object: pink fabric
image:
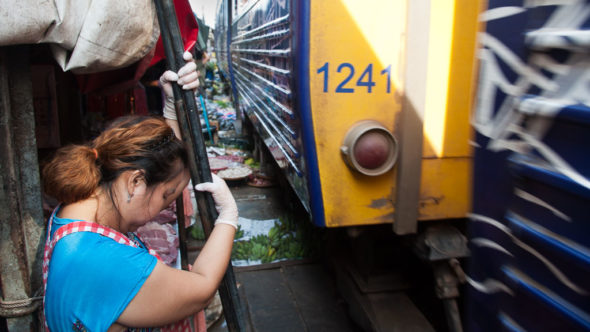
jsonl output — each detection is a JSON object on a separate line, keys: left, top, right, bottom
{"left": 194, "top": 310, "right": 207, "bottom": 332}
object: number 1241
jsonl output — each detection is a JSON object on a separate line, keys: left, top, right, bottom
{"left": 316, "top": 62, "right": 392, "bottom": 94}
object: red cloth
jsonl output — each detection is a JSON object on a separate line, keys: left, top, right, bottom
{"left": 133, "top": 84, "right": 149, "bottom": 115}
{"left": 150, "top": 0, "right": 199, "bottom": 67}
{"left": 75, "top": 47, "right": 156, "bottom": 95}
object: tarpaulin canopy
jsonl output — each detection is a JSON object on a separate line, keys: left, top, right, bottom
{"left": 0, "top": 0, "right": 160, "bottom": 74}
{"left": 0, "top": 0, "right": 198, "bottom": 75}
{"left": 0, "top": 0, "right": 199, "bottom": 93}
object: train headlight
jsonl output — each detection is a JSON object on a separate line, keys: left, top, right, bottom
{"left": 340, "top": 120, "right": 398, "bottom": 176}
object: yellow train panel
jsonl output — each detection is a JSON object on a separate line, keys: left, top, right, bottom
{"left": 419, "top": 158, "right": 473, "bottom": 220}
{"left": 309, "top": 0, "right": 404, "bottom": 227}
{"left": 309, "top": 0, "right": 481, "bottom": 227}
{"left": 423, "top": 0, "right": 480, "bottom": 158}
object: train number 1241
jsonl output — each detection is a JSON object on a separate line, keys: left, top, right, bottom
{"left": 316, "top": 62, "right": 391, "bottom": 94}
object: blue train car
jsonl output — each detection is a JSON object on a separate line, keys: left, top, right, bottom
{"left": 215, "top": 0, "right": 590, "bottom": 330}
{"left": 215, "top": 0, "right": 314, "bottom": 216}
{"left": 214, "top": 0, "right": 230, "bottom": 80}
{"left": 467, "top": 1, "right": 590, "bottom": 331}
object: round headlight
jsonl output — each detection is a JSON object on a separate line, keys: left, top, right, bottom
{"left": 340, "top": 121, "right": 398, "bottom": 176}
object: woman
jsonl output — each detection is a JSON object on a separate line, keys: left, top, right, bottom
{"left": 41, "top": 53, "right": 237, "bottom": 331}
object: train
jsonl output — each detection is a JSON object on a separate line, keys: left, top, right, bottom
{"left": 214, "top": 0, "right": 590, "bottom": 331}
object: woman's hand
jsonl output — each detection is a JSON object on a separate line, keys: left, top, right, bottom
{"left": 194, "top": 174, "right": 239, "bottom": 229}
{"left": 159, "top": 51, "right": 200, "bottom": 121}
{"left": 159, "top": 51, "right": 199, "bottom": 96}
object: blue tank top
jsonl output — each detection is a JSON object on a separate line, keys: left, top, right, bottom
{"left": 45, "top": 212, "right": 157, "bottom": 331}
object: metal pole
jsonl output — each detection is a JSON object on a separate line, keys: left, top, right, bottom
{"left": 152, "top": 1, "right": 245, "bottom": 330}
{"left": 394, "top": 0, "right": 430, "bottom": 235}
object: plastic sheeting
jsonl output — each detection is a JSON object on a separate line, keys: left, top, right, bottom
{"left": 0, "top": 0, "right": 159, "bottom": 74}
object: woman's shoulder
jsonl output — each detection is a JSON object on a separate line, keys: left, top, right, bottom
{"left": 55, "top": 200, "right": 97, "bottom": 220}
{"left": 52, "top": 231, "right": 155, "bottom": 265}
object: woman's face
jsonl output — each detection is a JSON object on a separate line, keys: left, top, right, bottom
{"left": 121, "top": 164, "right": 191, "bottom": 232}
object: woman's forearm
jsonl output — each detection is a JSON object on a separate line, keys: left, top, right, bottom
{"left": 191, "top": 223, "right": 236, "bottom": 283}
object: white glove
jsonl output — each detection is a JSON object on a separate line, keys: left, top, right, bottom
{"left": 159, "top": 51, "right": 200, "bottom": 120}
{"left": 194, "top": 173, "right": 239, "bottom": 229}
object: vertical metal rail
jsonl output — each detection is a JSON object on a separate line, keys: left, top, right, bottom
{"left": 0, "top": 46, "right": 45, "bottom": 330}
{"left": 394, "top": 0, "right": 431, "bottom": 235}
{"left": 153, "top": 1, "right": 245, "bottom": 331}
{"left": 225, "top": 2, "right": 243, "bottom": 135}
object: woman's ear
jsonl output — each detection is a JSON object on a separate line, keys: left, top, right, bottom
{"left": 127, "top": 170, "right": 146, "bottom": 197}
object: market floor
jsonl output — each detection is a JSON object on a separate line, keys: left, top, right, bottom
{"left": 188, "top": 182, "right": 361, "bottom": 332}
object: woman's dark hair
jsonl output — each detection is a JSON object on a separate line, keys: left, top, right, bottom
{"left": 42, "top": 116, "right": 188, "bottom": 204}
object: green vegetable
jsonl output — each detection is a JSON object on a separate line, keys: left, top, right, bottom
{"left": 235, "top": 225, "right": 244, "bottom": 239}
{"left": 230, "top": 214, "right": 325, "bottom": 263}
{"left": 190, "top": 224, "right": 205, "bottom": 240}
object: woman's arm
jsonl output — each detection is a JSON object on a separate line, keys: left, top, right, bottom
{"left": 116, "top": 224, "right": 236, "bottom": 326}
{"left": 118, "top": 174, "right": 238, "bottom": 327}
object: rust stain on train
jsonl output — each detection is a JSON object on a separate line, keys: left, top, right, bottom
{"left": 369, "top": 197, "right": 392, "bottom": 209}
{"left": 419, "top": 195, "right": 445, "bottom": 208}
{"left": 369, "top": 190, "right": 396, "bottom": 223}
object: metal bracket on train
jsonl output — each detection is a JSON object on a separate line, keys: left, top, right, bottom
{"left": 414, "top": 225, "right": 468, "bottom": 332}
{"left": 433, "top": 259, "right": 466, "bottom": 299}
{"left": 413, "top": 225, "right": 469, "bottom": 261}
